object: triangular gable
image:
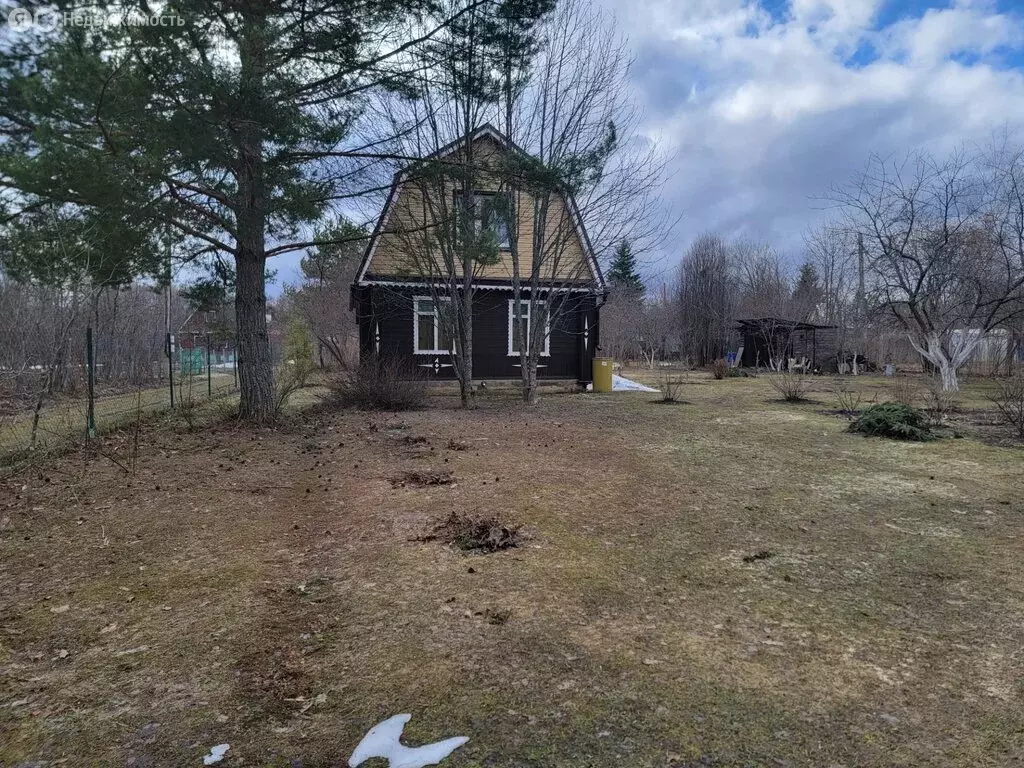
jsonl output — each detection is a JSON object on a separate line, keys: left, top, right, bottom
{"left": 355, "top": 124, "right": 605, "bottom": 291}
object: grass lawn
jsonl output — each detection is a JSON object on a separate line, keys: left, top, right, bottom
{"left": 1, "top": 373, "right": 1022, "bottom": 767}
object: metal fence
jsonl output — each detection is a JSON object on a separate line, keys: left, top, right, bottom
{"left": 0, "top": 329, "right": 238, "bottom": 463}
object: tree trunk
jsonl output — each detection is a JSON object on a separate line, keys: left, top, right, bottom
{"left": 523, "top": 346, "right": 539, "bottom": 405}
{"left": 235, "top": 252, "right": 275, "bottom": 422}
{"left": 234, "top": 8, "right": 275, "bottom": 423}
{"left": 910, "top": 330, "right": 983, "bottom": 393}
{"left": 458, "top": 296, "right": 474, "bottom": 408}
{"left": 938, "top": 359, "right": 959, "bottom": 391}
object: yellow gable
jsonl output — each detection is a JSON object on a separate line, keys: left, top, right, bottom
{"left": 358, "top": 129, "right": 602, "bottom": 288}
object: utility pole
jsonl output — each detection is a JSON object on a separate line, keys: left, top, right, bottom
{"left": 852, "top": 233, "right": 866, "bottom": 376}
{"left": 856, "top": 232, "right": 866, "bottom": 315}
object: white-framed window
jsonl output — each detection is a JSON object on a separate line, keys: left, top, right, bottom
{"left": 507, "top": 299, "right": 550, "bottom": 357}
{"left": 413, "top": 296, "right": 453, "bottom": 354}
{"left": 454, "top": 190, "right": 510, "bottom": 249}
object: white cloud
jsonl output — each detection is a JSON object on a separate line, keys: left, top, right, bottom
{"left": 876, "top": 3, "right": 1024, "bottom": 63}
{"left": 598, "top": 0, "right": 1024, "bottom": 280}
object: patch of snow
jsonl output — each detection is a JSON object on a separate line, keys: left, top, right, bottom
{"left": 348, "top": 714, "right": 468, "bottom": 768}
{"left": 203, "top": 744, "right": 230, "bottom": 765}
{"left": 611, "top": 375, "right": 659, "bottom": 393}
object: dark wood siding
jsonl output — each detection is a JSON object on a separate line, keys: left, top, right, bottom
{"left": 738, "top": 321, "right": 840, "bottom": 370}
{"left": 355, "top": 286, "right": 599, "bottom": 381}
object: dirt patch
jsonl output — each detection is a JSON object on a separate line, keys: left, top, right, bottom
{"left": 817, "top": 408, "right": 859, "bottom": 420}
{"left": 391, "top": 469, "right": 454, "bottom": 487}
{"left": 944, "top": 407, "right": 1024, "bottom": 448}
{"left": 767, "top": 396, "right": 820, "bottom": 405}
{"left": 415, "top": 511, "right": 522, "bottom": 553}
{"left": 482, "top": 607, "right": 512, "bottom": 625}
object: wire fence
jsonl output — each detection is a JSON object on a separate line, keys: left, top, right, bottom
{"left": 0, "top": 329, "right": 238, "bottom": 463}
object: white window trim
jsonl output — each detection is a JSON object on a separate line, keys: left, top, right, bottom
{"left": 413, "top": 295, "right": 453, "bottom": 355}
{"left": 454, "top": 190, "right": 511, "bottom": 250}
{"left": 507, "top": 299, "right": 550, "bottom": 357}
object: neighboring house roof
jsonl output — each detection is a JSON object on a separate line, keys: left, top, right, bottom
{"left": 736, "top": 318, "right": 837, "bottom": 331}
{"left": 178, "top": 310, "right": 210, "bottom": 335}
{"left": 355, "top": 123, "right": 605, "bottom": 292}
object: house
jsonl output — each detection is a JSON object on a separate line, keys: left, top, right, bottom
{"left": 350, "top": 125, "right": 606, "bottom": 382}
{"left": 736, "top": 318, "right": 839, "bottom": 371}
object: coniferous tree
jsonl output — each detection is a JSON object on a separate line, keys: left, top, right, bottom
{"left": 607, "top": 239, "right": 644, "bottom": 293}
{"left": 791, "top": 262, "right": 822, "bottom": 322}
{"left": 0, "top": 0, "right": 499, "bottom": 422}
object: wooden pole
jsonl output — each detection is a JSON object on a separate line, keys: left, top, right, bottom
{"left": 206, "top": 333, "right": 212, "bottom": 398}
{"left": 167, "top": 332, "right": 175, "bottom": 409}
{"left": 86, "top": 327, "right": 96, "bottom": 439}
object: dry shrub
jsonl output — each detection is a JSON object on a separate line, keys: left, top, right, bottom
{"left": 331, "top": 354, "right": 427, "bottom": 411}
{"left": 273, "top": 368, "right": 307, "bottom": 419}
{"left": 768, "top": 371, "right": 812, "bottom": 402}
{"left": 833, "top": 379, "right": 863, "bottom": 417}
{"left": 658, "top": 376, "right": 685, "bottom": 403}
{"left": 418, "top": 511, "right": 522, "bottom": 553}
{"left": 990, "top": 373, "right": 1024, "bottom": 439}
{"left": 891, "top": 377, "right": 919, "bottom": 408}
{"left": 922, "top": 382, "right": 959, "bottom": 423}
{"left": 712, "top": 359, "right": 727, "bottom": 380}
{"left": 175, "top": 378, "right": 201, "bottom": 430}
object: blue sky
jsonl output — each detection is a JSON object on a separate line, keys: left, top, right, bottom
{"left": 269, "top": 0, "right": 1024, "bottom": 292}
{"left": 598, "top": 0, "right": 1024, "bottom": 286}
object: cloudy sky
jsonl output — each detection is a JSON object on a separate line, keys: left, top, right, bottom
{"left": 603, "top": 0, "right": 1024, "bottom": 286}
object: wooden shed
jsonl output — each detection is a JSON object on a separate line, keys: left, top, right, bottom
{"left": 736, "top": 318, "right": 839, "bottom": 371}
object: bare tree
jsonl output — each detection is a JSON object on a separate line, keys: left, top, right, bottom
{"left": 731, "top": 240, "right": 795, "bottom": 370}
{"left": 601, "top": 285, "right": 644, "bottom": 363}
{"left": 829, "top": 147, "right": 1024, "bottom": 390}
{"left": 289, "top": 225, "right": 362, "bottom": 370}
{"left": 803, "top": 222, "right": 872, "bottom": 372}
{"left": 637, "top": 297, "right": 675, "bottom": 369}
{"left": 677, "top": 233, "right": 733, "bottom": 366}
{"left": 803, "top": 223, "right": 855, "bottom": 327}
{"left": 375, "top": 0, "right": 556, "bottom": 407}
{"left": 497, "top": 0, "right": 670, "bottom": 403}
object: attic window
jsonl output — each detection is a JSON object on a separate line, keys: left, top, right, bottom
{"left": 455, "top": 190, "right": 509, "bottom": 249}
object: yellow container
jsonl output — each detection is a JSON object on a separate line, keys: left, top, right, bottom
{"left": 592, "top": 357, "right": 613, "bottom": 393}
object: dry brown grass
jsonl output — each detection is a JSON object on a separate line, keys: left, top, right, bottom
{"left": 1, "top": 376, "right": 1023, "bottom": 767}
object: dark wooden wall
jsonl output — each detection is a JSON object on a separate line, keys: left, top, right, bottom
{"left": 740, "top": 326, "right": 840, "bottom": 369}
{"left": 353, "top": 285, "right": 600, "bottom": 381}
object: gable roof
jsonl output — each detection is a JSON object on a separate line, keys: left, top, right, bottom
{"left": 354, "top": 124, "right": 605, "bottom": 292}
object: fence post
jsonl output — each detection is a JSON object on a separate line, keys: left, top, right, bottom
{"left": 166, "top": 332, "right": 175, "bottom": 409}
{"left": 86, "top": 326, "right": 96, "bottom": 439}
{"left": 206, "top": 333, "right": 212, "bottom": 398}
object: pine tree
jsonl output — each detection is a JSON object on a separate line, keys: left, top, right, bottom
{"left": 0, "top": 0, "right": 512, "bottom": 423}
{"left": 792, "top": 262, "right": 822, "bottom": 321}
{"left": 607, "top": 240, "right": 644, "bottom": 293}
